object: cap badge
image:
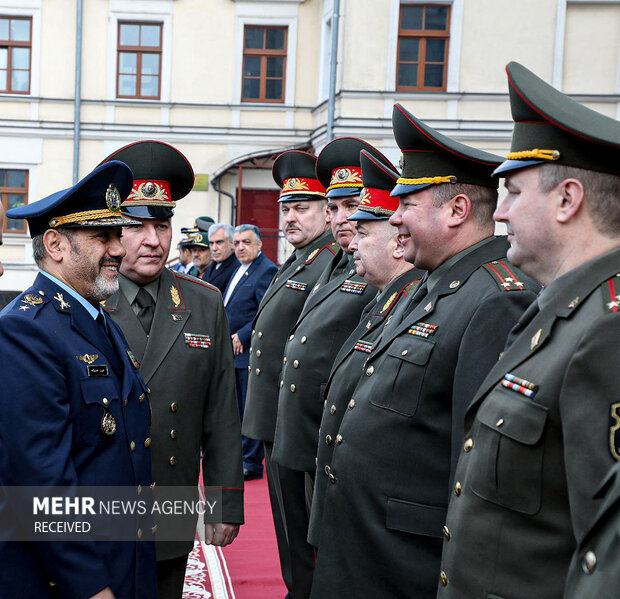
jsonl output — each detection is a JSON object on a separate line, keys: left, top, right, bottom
{"left": 283, "top": 178, "right": 310, "bottom": 192}
{"left": 106, "top": 184, "right": 121, "bottom": 212}
{"left": 127, "top": 181, "right": 170, "bottom": 203}
{"left": 329, "top": 167, "right": 362, "bottom": 187}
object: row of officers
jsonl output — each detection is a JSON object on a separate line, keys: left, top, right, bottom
{"left": 0, "top": 59, "right": 617, "bottom": 599}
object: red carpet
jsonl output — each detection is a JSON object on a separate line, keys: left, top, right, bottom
{"left": 183, "top": 472, "right": 287, "bottom": 599}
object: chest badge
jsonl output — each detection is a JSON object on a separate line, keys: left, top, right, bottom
{"left": 530, "top": 328, "right": 542, "bottom": 350}
{"left": 184, "top": 332, "right": 212, "bottom": 350}
{"left": 340, "top": 280, "right": 367, "bottom": 295}
{"left": 171, "top": 313, "right": 184, "bottom": 321}
{"left": 285, "top": 280, "right": 308, "bottom": 292}
{"left": 77, "top": 353, "right": 99, "bottom": 365}
{"left": 101, "top": 410, "right": 117, "bottom": 436}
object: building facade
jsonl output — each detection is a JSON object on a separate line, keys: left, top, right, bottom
{"left": 0, "top": 0, "right": 618, "bottom": 291}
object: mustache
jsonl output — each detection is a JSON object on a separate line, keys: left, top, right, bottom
{"left": 100, "top": 256, "right": 122, "bottom": 267}
{"left": 285, "top": 225, "right": 301, "bottom": 232}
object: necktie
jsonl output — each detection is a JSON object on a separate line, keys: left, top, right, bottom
{"left": 135, "top": 287, "right": 155, "bottom": 335}
{"left": 504, "top": 297, "right": 541, "bottom": 350}
{"left": 330, "top": 252, "right": 351, "bottom": 281}
{"left": 276, "top": 251, "right": 297, "bottom": 278}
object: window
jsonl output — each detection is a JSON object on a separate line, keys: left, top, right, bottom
{"left": 397, "top": 4, "right": 450, "bottom": 91}
{"left": 117, "top": 21, "right": 162, "bottom": 99}
{"left": 0, "top": 16, "right": 32, "bottom": 94}
{"left": 242, "top": 26, "right": 287, "bottom": 103}
{"left": 1, "top": 169, "right": 28, "bottom": 234}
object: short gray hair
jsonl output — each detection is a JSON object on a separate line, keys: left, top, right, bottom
{"left": 234, "top": 224, "right": 261, "bottom": 241}
{"left": 208, "top": 223, "right": 234, "bottom": 242}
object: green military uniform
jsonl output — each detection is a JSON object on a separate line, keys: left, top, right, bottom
{"left": 565, "top": 461, "right": 620, "bottom": 599}
{"left": 438, "top": 63, "right": 620, "bottom": 599}
{"left": 310, "top": 104, "right": 540, "bottom": 599}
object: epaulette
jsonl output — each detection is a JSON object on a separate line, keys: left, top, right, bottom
{"left": 402, "top": 277, "right": 423, "bottom": 298}
{"left": 11, "top": 291, "right": 48, "bottom": 318}
{"left": 174, "top": 272, "right": 219, "bottom": 293}
{"left": 303, "top": 241, "right": 339, "bottom": 265}
{"left": 483, "top": 260, "right": 527, "bottom": 291}
{"left": 377, "top": 277, "right": 421, "bottom": 316}
{"left": 601, "top": 274, "right": 620, "bottom": 314}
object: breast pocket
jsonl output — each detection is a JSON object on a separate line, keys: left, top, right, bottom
{"left": 470, "top": 388, "right": 548, "bottom": 515}
{"left": 369, "top": 338, "right": 434, "bottom": 417}
{"left": 76, "top": 378, "right": 124, "bottom": 443}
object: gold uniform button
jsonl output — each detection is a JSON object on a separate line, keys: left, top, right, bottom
{"left": 330, "top": 405, "right": 337, "bottom": 415}
{"left": 289, "top": 334, "right": 294, "bottom": 341}
{"left": 454, "top": 481, "right": 462, "bottom": 496}
{"left": 258, "top": 331, "right": 263, "bottom": 338}
{"left": 39, "top": 290, "right": 45, "bottom": 296}
{"left": 301, "top": 336, "right": 307, "bottom": 344}
{"left": 348, "top": 399, "right": 356, "bottom": 410}
{"left": 137, "top": 528, "right": 143, "bottom": 539}
{"left": 280, "top": 380, "right": 284, "bottom": 388}
{"left": 496, "top": 418, "right": 504, "bottom": 427}
{"left": 124, "top": 397, "right": 128, "bottom": 407}
{"left": 335, "top": 434, "right": 343, "bottom": 445}
{"left": 170, "top": 402, "right": 178, "bottom": 412}
{"left": 401, "top": 350, "right": 408, "bottom": 356}
{"left": 325, "top": 435, "right": 332, "bottom": 445}
{"left": 293, "top": 360, "right": 299, "bottom": 368}
{"left": 256, "top": 350, "right": 261, "bottom": 357}
{"left": 49, "top": 581, "right": 56, "bottom": 587}
{"left": 169, "top": 456, "right": 177, "bottom": 466}
{"left": 324, "top": 465, "right": 331, "bottom": 475}
{"left": 102, "top": 398, "right": 109, "bottom": 406}
{"left": 366, "top": 365, "right": 374, "bottom": 376}
{"left": 137, "top": 485, "right": 142, "bottom": 496}
{"left": 144, "top": 437, "right": 151, "bottom": 448}
{"left": 255, "top": 368, "right": 261, "bottom": 376}
{"left": 170, "top": 429, "right": 177, "bottom": 440}
{"left": 443, "top": 525, "right": 450, "bottom": 540}
{"left": 252, "top": 329, "right": 255, "bottom": 336}
{"left": 151, "top": 525, "right": 158, "bottom": 534}
{"left": 582, "top": 551, "right": 597, "bottom": 574}
{"left": 464, "top": 438, "right": 474, "bottom": 452}
{"left": 290, "top": 384, "right": 296, "bottom": 392}
{"left": 130, "top": 441, "right": 136, "bottom": 451}
{"left": 283, "top": 356, "right": 287, "bottom": 364}
{"left": 139, "top": 393, "right": 145, "bottom": 403}
{"left": 440, "top": 571, "right": 448, "bottom": 586}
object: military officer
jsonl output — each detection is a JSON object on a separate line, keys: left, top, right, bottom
{"left": 271, "top": 138, "right": 387, "bottom": 597}
{"left": 0, "top": 162, "right": 156, "bottom": 599}
{"left": 99, "top": 141, "right": 243, "bottom": 599}
{"left": 310, "top": 103, "right": 540, "bottom": 599}
{"left": 438, "top": 62, "right": 620, "bottom": 599}
{"left": 242, "top": 150, "right": 335, "bottom": 597}
{"left": 308, "top": 148, "right": 424, "bottom": 548}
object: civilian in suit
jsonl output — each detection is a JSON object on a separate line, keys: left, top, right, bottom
{"left": 100, "top": 141, "right": 243, "bottom": 599}
{"left": 0, "top": 162, "right": 156, "bottom": 599}
{"left": 223, "top": 224, "right": 278, "bottom": 479}
{"left": 203, "top": 223, "right": 240, "bottom": 293}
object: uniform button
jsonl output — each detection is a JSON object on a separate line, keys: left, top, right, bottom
{"left": 255, "top": 368, "right": 261, "bottom": 376}
{"left": 102, "top": 398, "right": 109, "bottom": 406}
{"left": 328, "top": 473, "right": 336, "bottom": 484}
{"left": 454, "top": 481, "right": 462, "bottom": 496}
{"left": 283, "top": 356, "right": 287, "bottom": 364}
{"left": 324, "top": 465, "right": 331, "bottom": 475}
{"left": 249, "top": 348, "right": 252, "bottom": 354}
{"left": 330, "top": 405, "right": 337, "bottom": 415}
{"left": 124, "top": 397, "right": 128, "bottom": 407}
{"left": 440, "top": 571, "right": 448, "bottom": 586}
{"left": 464, "top": 438, "right": 474, "bottom": 452}
{"left": 335, "top": 434, "right": 343, "bottom": 445}
{"left": 443, "top": 525, "right": 450, "bottom": 540}
{"left": 366, "top": 365, "right": 374, "bottom": 376}
{"left": 49, "top": 581, "right": 55, "bottom": 587}
{"left": 293, "top": 360, "right": 299, "bottom": 368}
{"left": 280, "top": 380, "right": 284, "bottom": 388}
{"left": 289, "top": 334, "right": 294, "bottom": 341}
{"left": 315, "top": 457, "right": 318, "bottom": 467}
{"left": 248, "top": 365, "right": 251, "bottom": 372}
{"left": 39, "top": 290, "right": 45, "bottom": 295}
{"left": 147, "top": 388, "right": 151, "bottom": 394}
{"left": 137, "top": 528, "right": 143, "bottom": 540}
{"left": 258, "top": 331, "right": 263, "bottom": 338}
{"left": 144, "top": 437, "right": 151, "bottom": 448}
{"left": 170, "top": 402, "right": 178, "bottom": 412}
{"left": 290, "top": 384, "right": 296, "bottom": 392}
{"left": 137, "top": 485, "right": 142, "bottom": 496}
{"left": 401, "top": 350, "right": 408, "bottom": 356}
{"left": 325, "top": 435, "right": 332, "bottom": 445}
{"left": 301, "top": 336, "right": 307, "bottom": 344}
{"left": 582, "top": 551, "right": 597, "bottom": 574}
{"left": 151, "top": 525, "right": 158, "bottom": 534}
{"left": 256, "top": 350, "right": 261, "bottom": 357}
{"left": 348, "top": 399, "right": 356, "bottom": 410}
{"left": 139, "top": 393, "right": 145, "bottom": 403}
{"left": 252, "top": 329, "right": 255, "bottom": 336}
{"left": 496, "top": 418, "right": 504, "bottom": 427}
{"left": 130, "top": 441, "right": 136, "bottom": 451}
{"left": 169, "top": 456, "right": 177, "bottom": 466}
{"left": 170, "top": 429, "right": 177, "bottom": 440}
{"left": 150, "top": 482, "right": 156, "bottom": 490}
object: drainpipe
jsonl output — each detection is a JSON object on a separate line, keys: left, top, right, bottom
{"left": 73, "top": 0, "right": 83, "bottom": 184}
{"left": 211, "top": 177, "right": 236, "bottom": 224}
{"left": 326, "top": 0, "right": 340, "bottom": 143}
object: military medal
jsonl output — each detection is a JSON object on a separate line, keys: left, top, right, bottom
{"left": 184, "top": 333, "right": 211, "bottom": 349}
{"left": 126, "top": 349, "right": 140, "bottom": 369}
{"left": 170, "top": 285, "right": 181, "bottom": 308}
{"left": 101, "top": 410, "right": 117, "bottom": 435}
{"left": 408, "top": 322, "right": 438, "bottom": 338}
{"left": 285, "top": 280, "right": 308, "bottom": 292}
{"left": 354, "top": 340, "right": 373, "bottom": 354}
{"left": 501, "top": 373, "right": 538, "bottom": 398}
{"left": 340, "top": 280, "right": 367, "bottom": 295}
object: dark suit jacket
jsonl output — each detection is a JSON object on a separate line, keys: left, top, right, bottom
{"left": 308, "top": 268, "right": 424, "bottom": 547}
{"left": 439, "top": 247, "right": 620, "bottom": 599}
{"left": 104, "top": 268, "right": 244, "bottom": 561}
{"left": 0, "top": 274, "right": 156, "bottom": 599}
{"left": 224, "top": 253, "right": 277, "bottom": 369}
{"left": 311, "top": 237, "right": 540, "bottom": 599}
{"left": 243, "top": 231, "right": 337, "bottom": 443}
{"left": 203, "top": 253, "right": 240, "bottom": 294}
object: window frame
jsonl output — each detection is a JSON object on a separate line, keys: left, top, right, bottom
{"left": 0, "top": 15, "right": 32, "bottom": 95}
{"left": 241, "top": 25, "right": 288, "bottom": 104}
{"left": 1, "top": 168, "right": 29, "bottom": 235}
{"left": 116, "top": 20, "right": 163, "bottom": 100}
{"left": 396, "top": 4, "right": 451, "bottom": 92}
